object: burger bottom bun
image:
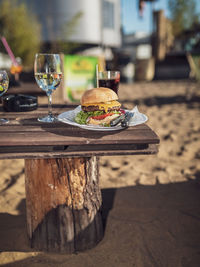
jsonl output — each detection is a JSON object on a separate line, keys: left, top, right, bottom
{"left": 87, "top": 113, "right": 119, "bottom": 125}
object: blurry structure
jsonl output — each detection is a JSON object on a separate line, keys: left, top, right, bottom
{"left": 1, "top": 36, "right": 23, "bottom": 85}
{"left": 138, "top": 0, "right": 146, "bottom": 17}
{"left": 119, "top": 31, "right": 154, "bottom": 82}
{"left": 22, "top": 0, "right": 121, "bottom": 49}
{"left": 176, "top": 25, "right": 200, "bottom": 53}
{"left": 117, "top": 0, "right": 158, "bottom": 82}
{"left": 138, "top": 0, "right": 156, "bottom": 18}
{"left": 152, "top": 10, "right": 166, "bottom": 61}
{"left": 186, "top": 52, "right": 200, "bottom": 82}
{"left": 152, "top": 9, "right": 199, "bottom": 80}
{"left": 0, "top": 53, "right": 12, "bottom": 69}
{"left": 152, "top": 10, "right": 174, "bottom": 61}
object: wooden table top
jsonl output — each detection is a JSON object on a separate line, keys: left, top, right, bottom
{"left": 0, "top": 104, "right": 160, "bottom": 159}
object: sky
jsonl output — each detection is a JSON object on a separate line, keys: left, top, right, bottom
{"left": 121, "top": 0, "right": 200, "bottom": 34}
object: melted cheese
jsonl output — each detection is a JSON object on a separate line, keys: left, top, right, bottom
{"left": 83, "top": 100, "right": 121, "bottom": 113}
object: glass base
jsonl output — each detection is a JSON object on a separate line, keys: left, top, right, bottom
{"left": 0, "top": 118, "right": 9, "bottom": 124}
{"left": 38, "top": 115, "right": 57, "bottom": 123}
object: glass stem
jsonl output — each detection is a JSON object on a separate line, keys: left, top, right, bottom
{"left": 48, "top": 93, "right": 53, "bottom": 118}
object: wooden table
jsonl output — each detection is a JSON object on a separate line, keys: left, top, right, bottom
{"left": 0, "top": 104, "right": 160, "bottom": 253}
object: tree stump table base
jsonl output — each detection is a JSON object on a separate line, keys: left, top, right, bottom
{"left": 0, "top": 105, "right": 160, "bottom": 253}
{"left": 25, "top": 156, "right": 103, "bottom": 253}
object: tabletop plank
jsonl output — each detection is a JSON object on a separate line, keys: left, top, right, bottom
{"left": 0, "top": 105, "right": 160, "bottom": 158}
{"left": 0, "top": 123, "right": 159, "bottom": 146}
{"left": 0, "top": 144, "right": 158, "bottom": 159}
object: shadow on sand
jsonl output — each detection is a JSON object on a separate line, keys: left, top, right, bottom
{"left": 0, "top": 175, "right": 200, "bottom": 266}
{"left": 121, "top": 93, "right": 200, "bottom": 108}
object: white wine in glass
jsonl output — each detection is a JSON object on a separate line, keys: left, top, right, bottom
{"left": 34, "top": 53, "right": 62, "bottom": 122}
{"left": 0, "top": 70, "right": 9, "bottom": 124}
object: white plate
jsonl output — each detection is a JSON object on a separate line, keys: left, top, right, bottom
{"left": 57, "top": 105, "right": 148, "bottom": 131}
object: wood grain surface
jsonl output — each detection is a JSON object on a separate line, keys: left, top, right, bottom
{"left": 25, "top": 156, "right": 103, "bottom": 253}
{"left": 0, "top": 105, "right": 160, "bottom": 158}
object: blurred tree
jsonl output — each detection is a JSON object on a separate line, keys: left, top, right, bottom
{"left": 49, "top": 11, "right": 83, "bottom": 54}
{"left": 0, "top": 0, "right": 41, "bottom": 68}
{"left": 168, "top": 0, "right": 200, "bottom": 37}
{"left": 60, "top": 11, "right": 83, "bottom": 54}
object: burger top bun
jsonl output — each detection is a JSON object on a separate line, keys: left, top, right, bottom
{"left": 81, "top": 87, "right": 118, "bottom": 105}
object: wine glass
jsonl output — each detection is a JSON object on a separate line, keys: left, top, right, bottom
{"left": 34, "top": 53, "right": 62, "bottom": 122}
{"left": 0, "top": 70, "right": 9, "bottom": 124}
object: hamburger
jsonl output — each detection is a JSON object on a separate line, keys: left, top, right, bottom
{"left": 74, "top": 87, "right": 124, "bottom": 126}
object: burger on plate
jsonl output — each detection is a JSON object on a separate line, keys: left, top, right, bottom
{"left": 74, "top": 87, "right": 124, "bottom": 126}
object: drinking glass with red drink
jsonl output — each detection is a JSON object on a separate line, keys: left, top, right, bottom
{"left": 98, "top": 71, "right": 120, "bottom": 95}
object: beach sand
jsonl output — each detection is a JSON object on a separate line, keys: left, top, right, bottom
{"left": 0, "top": 80, "right": 200, "bottom": 266}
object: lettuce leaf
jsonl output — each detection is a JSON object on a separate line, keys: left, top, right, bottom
{"left": 74, "top": 110, "right": 122, "bottom": 125}
{"left": 74, "top": 110, "right": 104, "bottom": 125}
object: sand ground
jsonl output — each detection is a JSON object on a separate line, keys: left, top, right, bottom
{"left": 0, "top": 80, "right": 200, "bottom": 266}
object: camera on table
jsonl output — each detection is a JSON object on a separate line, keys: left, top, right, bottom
{"left": 2, "top": 94, "right": 38, "bottom": 112}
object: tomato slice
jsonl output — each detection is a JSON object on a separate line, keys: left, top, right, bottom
{"left": 92, "top": 113, "right": 114, "bottom": 120}
{"left": 119, "top": 109, "right": 125, "bottom": 114}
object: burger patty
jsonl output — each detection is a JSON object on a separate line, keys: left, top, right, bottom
{"left": 82, "top": 105, "right": 121, "bottom": 112}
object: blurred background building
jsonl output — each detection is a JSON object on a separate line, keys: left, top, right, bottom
{"left": 0, "top": 0, "right": 200, "bottom": 83}
{"left": 22, "top": 0, "right": 121, "bottom": 49}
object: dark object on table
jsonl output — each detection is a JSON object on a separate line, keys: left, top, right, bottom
{"left": 121, "top": 112, "right": 134, "bottom": 128}
{"left": 2, "top": 94, "right": 38, "bottom": 112}
{"left": 110, "top": 114, "right": 125, "bottom": 127}
{"left": 110, "top": 112, "right": 134, "bottom": 127}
